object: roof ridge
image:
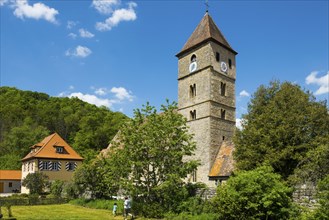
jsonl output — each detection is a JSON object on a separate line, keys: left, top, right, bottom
{"left": 35, "top": 133, "right": 56, "bottom": 155}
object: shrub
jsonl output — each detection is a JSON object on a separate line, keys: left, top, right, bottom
{"left": 165, "top": 212, "right": 218, "bottom": 220}
{"left": 212, "top": 166, "right": 295, "bottom": 219}
{"left": 50, "top": 180, "right": 64, "bottom": 198}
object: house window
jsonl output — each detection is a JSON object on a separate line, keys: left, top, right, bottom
{"left": 42, "top": 161, "right": 50, "bottom": 170}
{"left": 190, "top": 110, "right": 196, "bottom": 120}
{"left": 216, "top": 52, "right": 220, "bottom": 62}
{"left": 221, "top": 109, "right": 226, "bottom": 119}
{"left": 220, "top": 82, "right": 226, "bottom": 96}
{"left": 192, "top": 170, "right": 197, "bottom": 182}
{"left": 228, "top": 59, "right": 232, "bottom": 69}
{"left": 56, "top": 147, "right": 64, "bottom": 153}
{"left": 190, "top": 54, "right": 197, "bottom": 62}
{"left": 190, "top": 84, "right": 196, "bottom": 98}
{"left": 9, "top": 182, "right": 12, "bottom": 188}
{"left": 52, "top": 162, "right": 59, "bottom": 171}
{"left": 66, "top": 162, "right": 76, "bottom": 171}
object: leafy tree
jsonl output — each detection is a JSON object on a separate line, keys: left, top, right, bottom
{"left": 108, "top": 101, "right": 198, "bottom": 217}
{"left": 312, "top": 175, "right": 329, "bottom": 220}
{"left": 22, "top": 172, "right": 50, "bottom": 195}
{"left": 0, "top": 118, "right": 49, "bottom": 169}
{"left": 50, "top": 180, "right": 65, "bottom": 198}
{"left": 72, "top": 158, "right": 120, "bottom": 199}
{"left": 234, "top": 81, "right": 329, "bottom": 179}
{"left": 212, "top": 166, "right": 294, "bottom": 220}
{"left": 291, "top": 141, "right": 329, "bottom": 185}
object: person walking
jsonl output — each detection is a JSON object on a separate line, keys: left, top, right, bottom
{"left": 123, "top": 197, "right": 132, "bottom": 220}
{"left": 112, "top": 202, "right": 117, "bottom": 217}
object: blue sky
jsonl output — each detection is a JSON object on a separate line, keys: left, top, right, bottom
{"left": 1, "top": 0, "right": 328, "bottom": 126}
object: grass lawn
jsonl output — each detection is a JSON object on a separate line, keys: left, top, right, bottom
{"left": 1, "top": 204, "right": 128, "bottom": 220}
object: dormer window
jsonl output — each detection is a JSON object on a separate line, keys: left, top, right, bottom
{"left": 56, "top": 147, "right": 64, "bottom": 153}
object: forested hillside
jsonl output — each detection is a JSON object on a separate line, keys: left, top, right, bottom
{"left": 0, "top": 87, "right": 128, "bottom": 170}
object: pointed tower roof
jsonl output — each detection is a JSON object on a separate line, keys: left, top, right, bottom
{"left": 22, "top": 133, "right": 83, "bottom": 161}
{"left": 177, "top": 12, "right": 237, "bottom": 57}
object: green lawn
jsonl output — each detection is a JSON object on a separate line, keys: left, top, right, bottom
{"left": 1, "top": 204, "right": 125, "bottom": 220}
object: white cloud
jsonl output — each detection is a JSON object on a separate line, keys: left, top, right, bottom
{"left": 13, "top": 0, "right": 59, "bottom": 24}
{"left": 236, "top": 118, "right": 242, "bottom": 130}
{"left": 59, "top": 86, "right": 135, "bottom": 111}
{"left": 95, "top": 2, "right": 137, "bottom": 31}
{"left": 92, "top": 0, "right": 119, "bottom": 14}
{"left": 0, "top": 0, "right": 9, "bottom": 6}
{"left": 110, "top": 87, "right": 133, "bottom": 101}
{"left": 79, "top": 28, "right": 95, "bottom": 38}
{"left": 69, "top": 92, "right": 113, "bottom": 108}
{"left": 68, "top": 33, "right": 77, "bottom": 39}
{"left": 239, "top": 90, "right": 250, "bottom": 97}
{"left": 95, "top": 88, "right": 108, "bottom": 96}
{"left": 236, "top": 118, "right": 247, "bottom": 130}
{"left": 305, "top": 71, "right": 329, "bottom": 95}
{"left": 65, "top": 45, "right": 92, "bottom": 58}
{"left": 67, "top": 20, "right": 78, "bottom": 29}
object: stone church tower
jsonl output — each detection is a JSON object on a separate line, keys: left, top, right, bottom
{"left": 176, "top": 12, "right": 237, "bottom": 187}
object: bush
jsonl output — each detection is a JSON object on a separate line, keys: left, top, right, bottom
{"left": 212, "top": 166, "right": 295, "bottom": 219}
{"left": 165, "top": 212, "right": 218, "bottom": 220}
{"left": 50, "top": 180, "right": 64, "bottom": 198}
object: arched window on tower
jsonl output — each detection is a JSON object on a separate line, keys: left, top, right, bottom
{"left": 216, "top": 52, "right": 220, "bottom": 62}
{"left": 190, "top": 84, "right": 196, "bottom": 98}
{"left": 220, "top": 82, "right": 226, "bottom": 96}
{"left": 228, "top": 59, "right": 232, "bottom": 69}
{"left": 221, "top": 109, "right": 226, "bottom": 119}
{"left": 191, "top": 54, "right": 197, "bottom": 62}
{"left": 190, "top": 110, "right": 196, "bottom": 120}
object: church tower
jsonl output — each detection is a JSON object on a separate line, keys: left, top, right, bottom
{"left": 176, "top": 12, "right": 237, "bottom": 186}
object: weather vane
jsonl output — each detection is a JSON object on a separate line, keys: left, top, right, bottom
{"left": 205, "top": 0, "right": 209, "bottom": 12}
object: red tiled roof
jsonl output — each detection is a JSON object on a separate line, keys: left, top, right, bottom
{"left": 0, "top": 170, "right": 22, "bottom": 180}
{"left": 177, "top": 12, "right": 237, "bottom": 57}
{"left": 22, "top": 133, "right": 83, "bottom": 161}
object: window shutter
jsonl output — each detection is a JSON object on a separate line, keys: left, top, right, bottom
{"left": 39, "top": 160, "right": 43, "bottom": 171}
{"left": 58, "top": 161, "right": 61, "bottom": 170}
{"left": 74, "top": 162, "right": 77, "bottom": 170}
{"left": 49, "top": 161, "right": 53, "bottom": 171}
{"left": 65, "top": 162, "right": 69, "bottom": 171}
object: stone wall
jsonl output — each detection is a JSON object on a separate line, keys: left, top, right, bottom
{"left": 293, "top": 182, "right": 318, "bottom": 209}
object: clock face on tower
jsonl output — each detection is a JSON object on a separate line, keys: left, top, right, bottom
{"left": 189, "top": 61, "right": 197, "bottom": 73}
{"left": 220, "top": 61, "right": 228, "bottom": 73}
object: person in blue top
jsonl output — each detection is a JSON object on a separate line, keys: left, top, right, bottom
{"left": 112, "top": 202, "right": 117, "bottom": 216}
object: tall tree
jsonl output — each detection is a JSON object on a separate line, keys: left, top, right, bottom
{"left": 108, "top": 101, "right": 198, "bottom": 216}
{"left": 234, "top": 81, "right": 329, "bottom": 180}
